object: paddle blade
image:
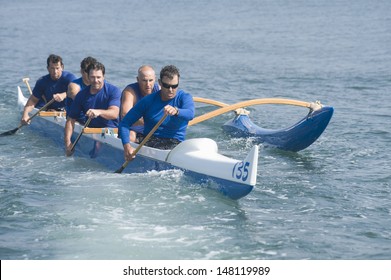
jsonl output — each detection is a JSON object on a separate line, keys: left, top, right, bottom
{"left": 0, "top": 127, "right": 19, "bottom": 137}
{"left": 114, "top": 166, "right": 125, "bottom": 174}
{"left": 114, "top": 160, "right": 130, "bottom": 174}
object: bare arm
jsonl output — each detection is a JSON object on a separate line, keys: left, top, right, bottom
{"left": 123, "top": 143, "right": 136, "bottom": 162}
{"left": 67, "top": 82, "right": 81, "bottom": 100}
{"left": 86, "top": 105, "right": 120, "bottom": 120}
{"left": 120, "top": 87, "right": 144, "bottom": 126}
{"left": 120, "top": 87, "right": 136, "bottom": 119}
{"left": 21, "top": 95, "right": 39, "bottom": 125}
{"left": 64, "top": 117, "right": 76, "bottom": 156}
{"left": 52, "top": 92, "right": 67, "bottom": 102}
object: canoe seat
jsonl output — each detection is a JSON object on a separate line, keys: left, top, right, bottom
{"left": 170, "top": 138, "right": 217, "bottom": 153}
{"left": 166, "top": 138, "right": 219, "bottom": 163}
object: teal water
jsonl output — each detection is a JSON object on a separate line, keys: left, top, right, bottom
{"left": 0, "top": 0, "right": 390, "bottom": 260}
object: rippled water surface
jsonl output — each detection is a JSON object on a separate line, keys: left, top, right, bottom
{"left": 1, "top": 0, "right": 390, "bottom": 260}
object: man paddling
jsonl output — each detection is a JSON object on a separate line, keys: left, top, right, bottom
{"left": 119, "top": 65, "right": 195, "bottom": 161}
{"left": 120, "top": 65, "right": 160, "bottom": 142}
{"left": 66, "top": 56, "right": 98, "bottom": 123}
{"left": 64, "top": 61, "right": 121, "bottom": 156}
{"left": 20, "top": 54, "right": 76, "bottom": 125}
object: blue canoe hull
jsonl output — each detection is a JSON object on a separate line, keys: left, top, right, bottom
{"left": 222, "top": 106, "right": 333, "bottom": 152}
{"left": 28, "top": 116, "right": 254, "bottom": 200}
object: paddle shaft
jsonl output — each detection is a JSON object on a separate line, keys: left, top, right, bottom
{"left": 26, "top": 99, "right": 56, "bottom": 123}
{"left": 190, "top": 98, "right": 313, "bottom": 126}
{"left": 0, "top": 99, "right": 56, "bottom": 136}
{"left": 23, "top": 78, "right": 33, "bottom": 95}
{"left": 115, "top": 112, "right": 168, "bottom": 174}
{"left": 70, "top": 117, "right": 93, "bottom": 152}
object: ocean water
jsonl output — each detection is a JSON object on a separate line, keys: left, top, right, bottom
{"left": 0, "top": 0, "right": 390, "bottom": 260}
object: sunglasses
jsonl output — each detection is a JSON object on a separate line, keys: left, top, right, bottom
{"left": 161, "top": 81, "right": 179, "bottom": 89}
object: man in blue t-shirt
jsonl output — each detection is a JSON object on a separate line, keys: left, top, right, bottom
{"left": 66, "top": 56, "right": 98, "bottom": 122}
{"left": 64, "top": 61, "right": 121, "bottom": 156}
{"left": 119, "top": 65, "right": 195, "bottom": 159}
{"left": 21, "top": 54, "right": 76, "bottom": 125}
{"left": 120, "top": 65, "right": 160, "bottom": 142}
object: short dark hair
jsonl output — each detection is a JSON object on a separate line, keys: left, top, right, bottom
{"left": 81, "top": 56, "right": 97, "bottom": 72}
{"left": 160, "top": 65, "right": 180, "bottom": 80}
{"left": 47, "top": 54, "right": 64, "bottom": 67}
{"left": 87, "top": 61, "right": 105, "bottom": 76}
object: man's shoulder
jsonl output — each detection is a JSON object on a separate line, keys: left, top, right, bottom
{"left": 144, "top": 90, "right": 160, "bottom": 100}
{"left": 77, "top": 85, "right": 90, "bottom": 96}
{"left": 71, "top": 77, "right": 83, "bottom": 84}
{"left": 34, "top": 74, "right": 55, "bottom": 90}
{"left": 62, "top": 71, "right": 77, "bottom": 81}
{"left": 126, "top": 82, "right": 139, "bottom": 89}
{"left": 123, "top": 83, "right": 137, "bottom": 94}
{"left": 36, "top": 74, "right": 50, "bottom": 83}
{"left": 105, "top": 82, "right": 120, "bottom": 91}
{"left": 177, "top": 89, "right": 192, "bottom": 98}
{"left": 104, "top": 82, "right": 122, "bottom": 98}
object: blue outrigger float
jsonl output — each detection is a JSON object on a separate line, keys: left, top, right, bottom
{"left": 191, "top": 97, "right": 333, "bottom": 152}
{"left": 15, "top": 86, "right": 259, "bottom": 200}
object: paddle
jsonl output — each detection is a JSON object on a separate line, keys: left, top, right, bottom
{"left": 115, "top": 112, "right": 168, "bottom": 174}
{"left": 189, "top": 98, "right": 318, "bottom": 126}
{"left": 69, "top": 116, "right": 93, "bottom": 152}
{"left": 0, "top": 99, "right": 56, "bottom": 137}
{"left": 23, "top": 77, "right": 33, "bottom": 95}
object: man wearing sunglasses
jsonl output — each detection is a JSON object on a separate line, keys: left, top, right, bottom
{"left": 119, "top": 65, "right": 195, "bottom": 160}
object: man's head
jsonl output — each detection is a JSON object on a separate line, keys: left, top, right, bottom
{"left": 137, "top": 65, "right": 156, "bottom": 96}
{"left": 46, "top": 54, "right": 64, "bottom": 81}
{"left": 87, "top": 61, "right": 105, "bottom": 93}
{"left": 159, "top": 65, "right": 180, "bottom": 101}
{"left": 80, "top": 56, "right": 98, "bottom": 84}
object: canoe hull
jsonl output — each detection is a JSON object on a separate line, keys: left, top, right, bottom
{"left": 17, "top": 87, "right": 258, "bottom": 200}
{"left": 28, "top": 115, "right": 254, "bottom": 199}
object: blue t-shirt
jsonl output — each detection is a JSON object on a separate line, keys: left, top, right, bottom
{"left": 68, "top": 82, "right": 121, "bottom": 128}
{"left": 72, "top": 77, "right": 87, "bottom": 89}
{"left": 33, "top": 71, "right": 77, "bottom": 110}
{"left": 122, "top": 82, "right": 160, "bottom": 133}
{"left": 119, "top": 89, "right": 195, "bottom": 144}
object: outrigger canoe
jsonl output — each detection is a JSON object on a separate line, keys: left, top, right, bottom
{"left": 16, "top": 86, "right": 259, "bottom": 200}
{"left": 191, "top": 97, "right": 333, "bottom": 152}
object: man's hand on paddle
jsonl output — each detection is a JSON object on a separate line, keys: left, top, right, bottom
{"left": 123, "top": 143, "right": 136, "bottom": 162}
{"left": 65, "top": 141, "right": 74, "bottom": 157}
{"left": 164, "top": 105, "right": 179, "bottom": 116}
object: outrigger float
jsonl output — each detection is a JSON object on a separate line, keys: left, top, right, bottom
{"left": 191, "top": 97, "right": 333, "bottom": 152}
{"left": 14, "top": 86, "right": 259, "bottom": 200}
